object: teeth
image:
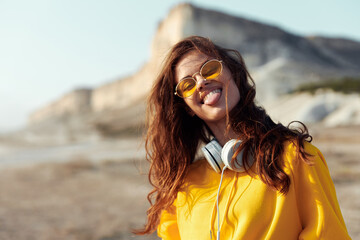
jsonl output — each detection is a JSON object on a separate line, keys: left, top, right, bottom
{"left": 204, "top": 89, "right": 221, "bottom": 102}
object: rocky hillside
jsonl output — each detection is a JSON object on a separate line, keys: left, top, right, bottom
{"left": 27, "top": 3, "right": 360, "bottom": 139}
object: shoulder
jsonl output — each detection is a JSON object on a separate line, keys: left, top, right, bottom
{"left": 183, "top": 158, "right": 217, "bottom": 185}
{"left": 282, "top": 140, "right": 329, "bottom": 174}
{"left": 283, "top": 140, "right": 319, "bottom": 157}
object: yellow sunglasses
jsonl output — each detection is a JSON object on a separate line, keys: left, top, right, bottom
{"left": 174, "top": 59, "right": 223, "bottom": 98}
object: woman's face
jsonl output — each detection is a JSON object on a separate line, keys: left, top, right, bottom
{"left": 175, "top": 51, "right": 240, "bottom": 124}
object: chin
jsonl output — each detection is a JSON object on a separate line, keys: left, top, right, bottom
{"left": 201, "top": 110, "right": 228, "bottom": 123}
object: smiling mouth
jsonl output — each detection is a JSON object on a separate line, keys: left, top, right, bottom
{"left": 201, "top": 88, "right": 222, "bottom": 104}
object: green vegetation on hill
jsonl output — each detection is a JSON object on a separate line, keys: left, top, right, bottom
{"left": 294, "top": 77, "right": 360, "bottom": 94}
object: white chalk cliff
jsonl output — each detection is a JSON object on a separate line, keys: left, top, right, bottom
{"left": 28, "top": 3, "right": 360, "bottom": 137}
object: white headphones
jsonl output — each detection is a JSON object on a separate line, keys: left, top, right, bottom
{"left": 201, "top": 138, "right": 253, "bottom": 173}
{"left": 202, "top": 138, "right": 254, "bottom": 239}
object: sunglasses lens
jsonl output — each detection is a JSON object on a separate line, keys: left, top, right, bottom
{"left": 176, "top": 78, "right": 196, "bottom": 98}
{"left": 201, "top": 60, "right": 222, "bottom": 80}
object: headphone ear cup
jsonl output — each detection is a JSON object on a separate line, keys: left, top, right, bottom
{"left": 221, "top": 139, "right": 246, "bottom": 172}
{"left": 201, "top": 139, "right": 224, "bottom": 173}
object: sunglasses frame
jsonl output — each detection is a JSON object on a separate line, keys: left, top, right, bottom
{"left": 174, "top": 59, "right": 223, "bottom": 98}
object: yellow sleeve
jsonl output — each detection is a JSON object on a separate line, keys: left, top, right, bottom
{"left": 157, "top": 199, "right": 180, "bottom": 240}
{"left": 286, "top": 142, "right": 351, "bottom": 240}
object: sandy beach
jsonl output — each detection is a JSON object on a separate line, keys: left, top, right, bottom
{"left": 0, "top": 125, "right": 359, "bottom": 240}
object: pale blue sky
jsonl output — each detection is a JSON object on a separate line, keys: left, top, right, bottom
{"left": 1, "top": 0, "right": 359, "bottom": 133}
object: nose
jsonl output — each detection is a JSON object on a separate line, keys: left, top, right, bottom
{"left": 195, "top": 74, "right": 208, "bottom": 91}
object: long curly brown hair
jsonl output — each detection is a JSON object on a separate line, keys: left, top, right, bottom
{"left": 135, "top": 36, "right": 312, "bottom": 235}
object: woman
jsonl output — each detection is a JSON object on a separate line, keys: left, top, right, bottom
{"left": 136, "top": 36, "right": 351, "bottom": 239}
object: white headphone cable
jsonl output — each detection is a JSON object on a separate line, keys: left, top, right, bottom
{"left": 216, "top": 166, "right": 228, "bottom": 240}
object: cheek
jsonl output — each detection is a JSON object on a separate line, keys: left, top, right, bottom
{"left": 227, "top": 81, "right": 241, "bottom": 104}
{"left": 183, "top": 98, "right": 198, "bottom": 112}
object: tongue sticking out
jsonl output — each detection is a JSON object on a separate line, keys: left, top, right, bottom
{"left": 203, "top": 90, "right": 221, "bottom": 105}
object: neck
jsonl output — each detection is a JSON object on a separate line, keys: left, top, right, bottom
{"left": 206, "top": 120, "right": 238, "bottom": 146}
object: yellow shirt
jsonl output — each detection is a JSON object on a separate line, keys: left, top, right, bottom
{"left": 157, "top": 142, "right": 351, "bottom": 239}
